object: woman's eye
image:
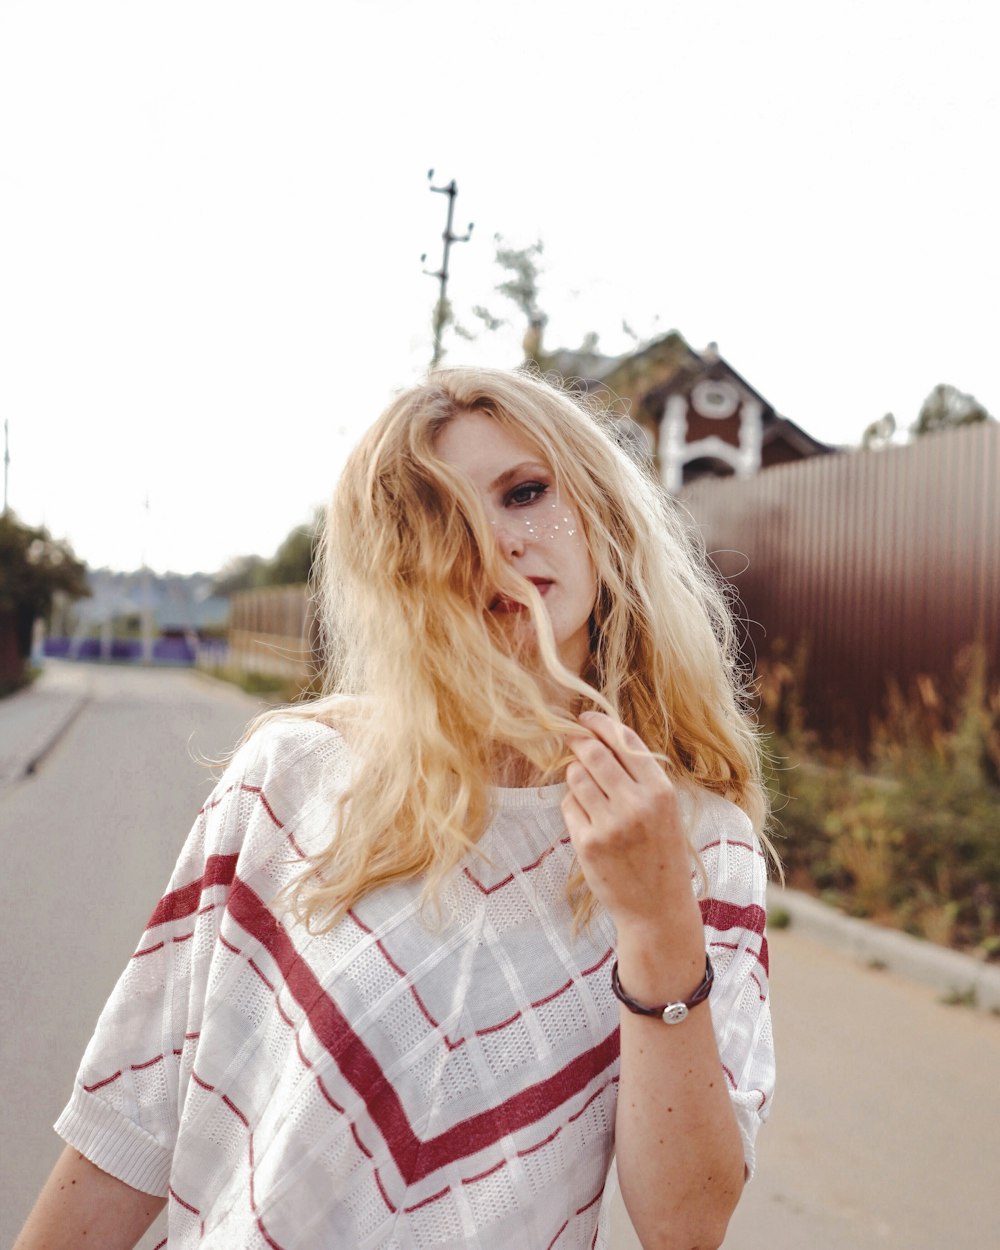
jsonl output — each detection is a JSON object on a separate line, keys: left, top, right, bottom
{"left": 506, "top": 481, "right": 548, "bottom": 507}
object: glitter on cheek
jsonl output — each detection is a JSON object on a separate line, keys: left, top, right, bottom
{"left": 491, "top": 499, "right": 578, "bottom": 540}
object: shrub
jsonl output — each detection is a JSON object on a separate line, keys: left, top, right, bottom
{"left": 760, "top": 645, "right": 1000, "bottom": 955}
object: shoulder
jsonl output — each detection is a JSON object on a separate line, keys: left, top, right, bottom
{"left": 213, "top": 714, "right": 353, "bottom": 847}
{"left": 679, "top": 785, "right": 755, "bottom": 855}
{"left": 234, "top": 713, "right": 350, "bottom": 777}
{"left": 680, "top": 785, "right": 769, "bottom": 911}
{"left": 177, "top": 714, "right": 355, "bottom": 872}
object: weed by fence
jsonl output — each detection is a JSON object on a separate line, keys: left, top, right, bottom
{"left": 761, "top": 645, "right": 1000, "bottom": 956}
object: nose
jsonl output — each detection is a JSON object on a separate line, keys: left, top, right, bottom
{"left": 491, "top": 516, "right": 525, "bottom": 559}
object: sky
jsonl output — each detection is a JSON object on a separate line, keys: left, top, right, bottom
{"left": 2, "top": 0, "right": 997, "bottom": 575}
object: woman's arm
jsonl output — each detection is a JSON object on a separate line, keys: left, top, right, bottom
{"left": 13, "top": 1145, "right": 166, "bottom": 1250}
{"left": 564, "top": 713, "right": 746, "bottom": 1250}
{"left": 611, "top": 914, "right": 745, "bottom": 1249}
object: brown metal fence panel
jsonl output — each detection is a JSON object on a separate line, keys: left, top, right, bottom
{"left": 680, "top": 421, "right": 1000, "bottom": 745}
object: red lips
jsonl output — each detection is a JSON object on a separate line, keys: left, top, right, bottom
{"left": 489, "top": 578, "right": 552, "bottom": 613}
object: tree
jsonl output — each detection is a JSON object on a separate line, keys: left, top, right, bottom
{"left": 211, "top": 554, "right": 270, "bottom": 597}
{"left": 860, "top": 412, "right": 896, "bottom": 450}
{"left": 454, "top": 237, "right": 548, "bottom": 362}
{"left": 464, "top": 237, "right": 610, "bottom": 368}
{"left": 267, "top": 507, "right": 323, "bottom": 586}
{"left": 0, "top": 513, "right": 89, "bottom": 686}
{"left": 212, "top": 508, "right": 323, "bottom": 597}
{"left": 911, "top": 383, "right": 993, "bottom": 437}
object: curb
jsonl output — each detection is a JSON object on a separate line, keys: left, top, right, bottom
{"left": 23, "top": 694, "right": 89, "bottom": 776}
{"left": 0, "top": 691, "right": 90, "bottom": 792}
{"left": 769, "top": 886, "right": 1000, "bottom": 1014}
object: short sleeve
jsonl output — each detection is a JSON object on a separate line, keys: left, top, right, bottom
{"left": 691, "top": 793, "right": 776, "bottom": 1179}
{"left": 52, "top": 719, "right": 343, "bottom": 1197}
{"left": 52, "top": 750, "right": 259, "bottom": 1194}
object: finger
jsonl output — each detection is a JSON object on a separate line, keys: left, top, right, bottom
{"left": 579, "top": 712, "right": 663, "bottom": 786}
{"left": 560, "top": 789, "right": 591, "bottom": 833}
{"left": 565, "top": 758, "right": 607, "bottom": 813}
{"left": 568, "top": 734, "right": 632, "bottom": 800}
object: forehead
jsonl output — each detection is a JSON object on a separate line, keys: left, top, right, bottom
{"left": 433, "top": 410, "right": 547, "bottom": 484}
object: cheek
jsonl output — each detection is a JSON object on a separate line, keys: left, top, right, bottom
{"left": 525, "top": 500, "right": 579, "bottom": 541}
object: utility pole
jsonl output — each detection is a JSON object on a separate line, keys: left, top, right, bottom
{"left": 3, "top": 420, "right": 9, "bottom": 514}
{"left": 421, "top": 171, "right": 473, "bottom": 368}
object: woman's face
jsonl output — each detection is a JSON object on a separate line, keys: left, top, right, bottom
{"left": 434, "top": 410, "right": 597, "bottom": 675}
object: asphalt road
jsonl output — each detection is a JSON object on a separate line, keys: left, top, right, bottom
{"left": 613, "top": 926, "right": 1000, "bottom": 1249}
{"left": 3, "top": 665, "right": 999, "bottom": 1249}
{"left": 1, "top": 665, "right": 262, "bottom": 1249}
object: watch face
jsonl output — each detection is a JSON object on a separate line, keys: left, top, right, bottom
{"left": 661, "top": 1002, "right": 689, "bottom": 1025}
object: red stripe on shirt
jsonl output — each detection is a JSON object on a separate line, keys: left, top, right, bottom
{"left": 700, "top": 898, "right": 769, "bottom": 974}
{"left": 145, "top": 854, "right": 239, "bottom": 930}
{"left": 226, "top": 876, "right": 620, "bottom": 1185}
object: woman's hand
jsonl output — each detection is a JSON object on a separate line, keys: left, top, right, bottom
{"left": 564, "top": 712, "right": 745, "bottom": 1247}
{"left": 562, "top": 712, "right": 699, "bottom": 934}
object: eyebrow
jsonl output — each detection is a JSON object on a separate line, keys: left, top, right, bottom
{"left": 488, "top": 461, "right": 550, "bottom": 493}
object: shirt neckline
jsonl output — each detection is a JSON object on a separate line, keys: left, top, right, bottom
{"left": 489, "top": 780, "right": 568, "bottom": 810}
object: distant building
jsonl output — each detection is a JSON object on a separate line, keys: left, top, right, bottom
{"left": 535, "top": 330, "right": 832, "bottom": 491}
{"left": 45, "top": 569, "right": 229, "bottom": 664}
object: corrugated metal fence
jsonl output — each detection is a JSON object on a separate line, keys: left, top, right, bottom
{"left": 681, "top": 421, "right": 1000, "bottom": 745}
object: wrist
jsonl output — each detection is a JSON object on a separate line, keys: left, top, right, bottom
{"left": 614, "top": 892, "right": 704, "bottom": 953}
{"left": 612, "top": 955, "right": 714, "bottom": 1023}
{"left": 614, "top": 905, "right": 706, "bottom": 1004}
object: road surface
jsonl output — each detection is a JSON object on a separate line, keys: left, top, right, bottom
{"left": 1, "top": 665, "right": 261, "bottom": 1249}
{"left": 3, "top": 665, "right": 999, "bottom": 1248}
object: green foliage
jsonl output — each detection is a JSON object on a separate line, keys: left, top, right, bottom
{"left": 911, "top": 383, "right": 993, "bottom": 437}
{"left": 456, "top": 238, "right": 550, "bottom": 360}
{"left": 212, "top": 554, "right": 270, "bottom": 596}
{"left": 213, "top": 508, "right": 322, "bottom": 596}
{"left": 0, "top": 513, "right": 89, "bottom": 679}
{"left": 860, "top": 412, "right": 896, "bottom": 449}
{"left": 762, "top": 645, "right": 1000, "bottom": 954}
{"left": 203, "top": 663, "right": 321, "bottom": 705}
{"left": 268, "top": 508, "right": 322, "bottom": 586}
{"left": 0, "top": 512, "right": 89, "bottom": 615}
{"left": 493, "top": 237, "right": 546, "bottom": 324}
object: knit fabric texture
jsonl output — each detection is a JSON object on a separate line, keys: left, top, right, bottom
{"left": 55, "top": 718, "right": 775, "bottom": 1249}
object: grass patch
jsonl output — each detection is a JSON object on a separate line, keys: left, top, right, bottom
{"left": 940, "top": 986, "right": 978, "bottom": 1009}
{"left": 201, "top": 665, "right": 312, "bottom": 705}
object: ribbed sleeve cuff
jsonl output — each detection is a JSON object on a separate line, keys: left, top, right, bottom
{"left": 729, "top": 1095, "right": 760, "bottom": 1181}
{"left": 54, "top": 1084, "right": 172, "bottom": 1197}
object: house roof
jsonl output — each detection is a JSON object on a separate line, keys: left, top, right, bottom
{"left": 538, "top": 331, "right": 832, "bottom": 455}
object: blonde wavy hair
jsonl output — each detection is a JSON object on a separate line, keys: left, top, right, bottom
{"left": 262, "top": 366, "right": 774, "bottom": 931}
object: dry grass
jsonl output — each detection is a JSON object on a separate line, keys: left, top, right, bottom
{"left": 760, "top": 644, "right": 1000, "bottom": 957}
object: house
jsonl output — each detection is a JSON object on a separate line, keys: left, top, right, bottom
{"left": 534, "top": 329, "right": 832, "bottom": 491}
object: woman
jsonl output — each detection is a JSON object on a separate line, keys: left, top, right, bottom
{"left": 16, "top": 367, "right": 776, "bottom": 1249}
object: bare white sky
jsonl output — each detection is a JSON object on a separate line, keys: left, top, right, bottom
{"left": 2, "top": 0, "right": 997, "bottom": 574}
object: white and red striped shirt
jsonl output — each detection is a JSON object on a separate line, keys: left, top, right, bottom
{"left": 56, "top": 718, "right": 774, "bottom": 1249}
